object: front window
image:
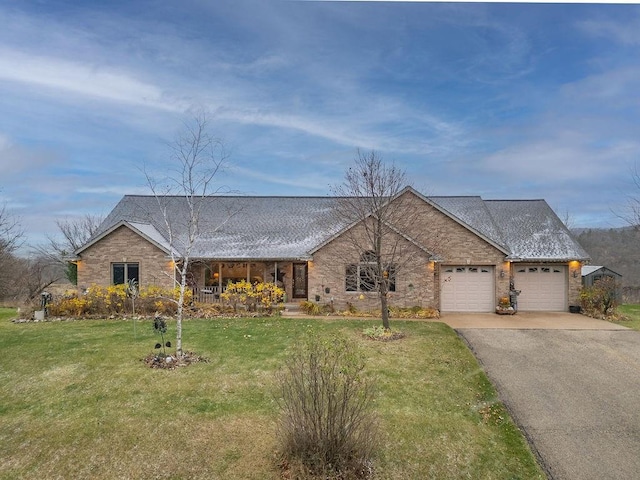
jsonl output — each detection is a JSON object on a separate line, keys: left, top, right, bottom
{"left": 345, "top": 251, "right": 396, "bottom": 292}
{"left": 112, "top": 263, "right": 139, "bottom": 285}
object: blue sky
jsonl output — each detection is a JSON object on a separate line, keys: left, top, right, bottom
{"left": 1, "top": 1, "right": 639, "bottom": 249}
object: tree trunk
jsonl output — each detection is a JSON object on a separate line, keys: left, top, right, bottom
{"left": 176, "top": 263, "right": 187, "bottom": 359}
{"left": 380, "top": 291, "right": 390, "bottom": 330}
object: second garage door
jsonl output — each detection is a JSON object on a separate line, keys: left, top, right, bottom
{"left": 514, "top": 265, "right": 567, "bottom": 311}
{"left": 440, "top": 266, "right": 495, "bottom": 312}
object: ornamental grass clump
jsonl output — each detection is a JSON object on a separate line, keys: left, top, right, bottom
{"left": 276, "top": 334, "right": 378, "bottom": 479}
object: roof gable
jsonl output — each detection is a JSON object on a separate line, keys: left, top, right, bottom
{"left": 582, "top": 265, "right": 622, "bottom": 277}
{"left": 75, "top": 221, "right": 174, "bottom": 256}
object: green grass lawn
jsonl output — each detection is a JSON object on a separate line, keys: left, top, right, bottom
{"left": 0, "top": 307, "right": 544, "bottom": 479}
{"left": 614, "top": 304, "right": 640, "bottom": 330}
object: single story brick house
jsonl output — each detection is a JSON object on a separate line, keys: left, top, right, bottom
{"left": 73, "top": 187, "right": 590, "bottom": 313}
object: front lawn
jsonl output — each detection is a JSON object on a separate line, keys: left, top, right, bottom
{"left": 0, "top": 309, "right": 544, "bottom": 479}
{"left": 613, "top": 304, "right": 640, "bottom": 330}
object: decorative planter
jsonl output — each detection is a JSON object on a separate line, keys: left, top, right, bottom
{"left": 495, "top": 308, "right": 516, "bottom": 315}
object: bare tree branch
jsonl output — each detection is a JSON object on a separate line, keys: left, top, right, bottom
{"left": 0, "top": 202, "right": 23, "bottom": 254}
{"left": 628, "top": 162, "right": 640, "bottom": 229}
{"left": 330, "top": 150, "right": 422, "bottom": 329}
{"left": 143, "top": 111, "right": 231, "bottom": 358}
{"left": 0, "top": 200, "right": 24, "bottom": 301}
{"left": 34, "top": 213, "right": 104, "bottom": 284}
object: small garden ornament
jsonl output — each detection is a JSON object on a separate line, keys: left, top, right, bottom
{"left": 153, "top": 313, "right": 172, "bottom": 358}
{"left": 496, "top": 296, "right": 516, "bottom": 315}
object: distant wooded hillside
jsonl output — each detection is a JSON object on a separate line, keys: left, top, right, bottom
{"left": 575, "top": 227, "right": 640, "bottom": 288}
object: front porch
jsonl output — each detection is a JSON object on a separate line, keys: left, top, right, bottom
{"left": 189, "top": 260, "right": 309, "bottom": 304}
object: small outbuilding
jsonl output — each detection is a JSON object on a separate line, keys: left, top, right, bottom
{"left": 581, "top": 265, "right": 622, "bottom": 288}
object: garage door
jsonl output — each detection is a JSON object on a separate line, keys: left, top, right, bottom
{"left": 440, "top": 266, "right": 495, "bottom": 312}
{"left": 514, "top": 265, "right": 566, "bottom": 311}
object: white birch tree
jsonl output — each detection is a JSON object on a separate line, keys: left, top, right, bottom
{"left": 144, "top": 112, "right": 228, "bottom": 359}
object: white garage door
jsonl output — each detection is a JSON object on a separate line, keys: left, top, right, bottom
{"left": 440, "top": 266, "right": 495, "bottom": 312}
{"left": 514, "top": 265, "right": 567, "bottom": 311}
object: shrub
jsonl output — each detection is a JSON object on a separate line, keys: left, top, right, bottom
{"left": 47, "top": 296, "right": 90, "bottom": 317}
{"left": 340, "top": 305, "right": 439, "bottom": 319}
{"left": 581, "top": 276, "right": 619, "bottom": 317}
{"left": 276, "top": 334, "right": 378, "bottom": 478}
{"left": 299, "top": 301, "right": 334, "bottom": 316}
{"left": 47, "top": 285, "right": 194, "bottom": 317}
{"left": 220, "top": 280, "right": 284, "bottom": 313}
{"left": 389, "top": 306, "right": 439, "bottom": 319}
{"left": 362, "top": 325, "right": 405, "bottom": 341}
{"left": 188, "top": 302, "right": 231, "bottom": 318}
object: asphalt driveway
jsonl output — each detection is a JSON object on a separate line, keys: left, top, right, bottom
{"left": 457, "top": 321, "right": 640, "bottom": 480}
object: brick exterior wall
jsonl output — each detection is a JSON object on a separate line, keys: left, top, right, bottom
{"left": 77, "top": 226, "right": 174, "bottom": 290}
{"left": 309, "top": 191, "right": 509, "bottom": 312}
{"left": 568, "top": 261, "right": 584, "bottom": 308}
{"left": 307, "top": 191, "right": 586, "bottom": 313}
{"left": 309, "top": 230, "right": 435, "bottom": 311}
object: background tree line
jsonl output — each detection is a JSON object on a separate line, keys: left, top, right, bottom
{"left": 575, "top": 227, "right": 640, "bottom": 303}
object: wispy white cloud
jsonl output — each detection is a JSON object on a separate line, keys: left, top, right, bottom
{"left": 0, "top": 48, "right": 183, "bottom": 111}
{"left": 577, "top": 16, "right": 640, "bottom": 46}
{"left": 0, "top": 135, "right": 60, "bottom": 176}
{"left": 483, "top": 133, "right": 639, "bottom": 182}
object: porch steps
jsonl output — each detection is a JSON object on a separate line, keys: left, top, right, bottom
{"left": 281, "top": 302, "right": 304, "bottom": 317}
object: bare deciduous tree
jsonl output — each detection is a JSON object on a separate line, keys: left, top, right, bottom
{"left": 628, "top": 163, "right": 640, "bottom": 229}
{"left": 19, "top": 255, "right": 61, "bottom": 301}
{"left": 330, "top": 150, "right": 420, "bottom": 330}
{"left": 37, "top": 214, "right": 104, "bottom": 284}
{"left": 144, "top": 112, "right": 230, "bottom": 359}
{"left": 0, "top": 201, "right": 24, "bottom": 301}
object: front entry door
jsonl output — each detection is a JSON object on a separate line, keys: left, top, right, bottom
{"left": 293, "top": 263, "right": 308, "bottom": 299}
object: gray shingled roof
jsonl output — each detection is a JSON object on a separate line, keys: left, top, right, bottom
{"left": 84, "top": 191, "right": 589, "bottom": 262}
{"left": 92, "top": 195, "right": 344, "bottom": 260}
{"left": 484, "top": 200, "right": 590, "bottom": 261}
{"left": 582, "top": 265, "right": 622, "bottom": 277}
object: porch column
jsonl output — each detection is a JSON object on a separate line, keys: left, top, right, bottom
{"left": 218, "top": 262, "right": 222, "bottom": 293}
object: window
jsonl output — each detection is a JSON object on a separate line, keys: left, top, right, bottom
{"left": 112, "top": 263, "right": 139, "bottom": 285}
{"left": 345, "top": 251, "right": 396, "bottom": 292}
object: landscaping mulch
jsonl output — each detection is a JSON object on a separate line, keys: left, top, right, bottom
{"left": 142, "top": 351, "right": 209, "bottom": 369}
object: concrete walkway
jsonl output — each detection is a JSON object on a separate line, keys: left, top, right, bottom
{"left": 458, "top": 323, "right": 640, "bottom": 480}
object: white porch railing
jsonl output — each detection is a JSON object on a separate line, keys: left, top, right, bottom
{"left": 192, "top": 286, "right": 225, "bottom": 303}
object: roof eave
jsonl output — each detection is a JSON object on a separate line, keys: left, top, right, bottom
{"left": 508, "top": 256, "right": 591, "bottom": 262}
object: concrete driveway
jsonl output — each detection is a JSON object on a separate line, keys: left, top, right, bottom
{"left": 456, "top": 315, "right": 640, "bottom": 480}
